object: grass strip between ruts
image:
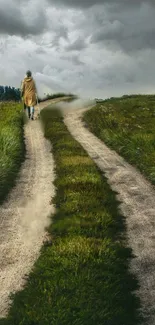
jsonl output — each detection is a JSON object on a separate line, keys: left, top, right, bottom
{"left": 1, "top": 106, "right": 141, "bottom": 325}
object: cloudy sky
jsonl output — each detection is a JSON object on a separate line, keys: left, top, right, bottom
{"left": 0, "top": 0, "right": 155, "bottom": 98}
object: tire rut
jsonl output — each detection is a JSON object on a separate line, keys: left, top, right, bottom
{"left": 0, "top": 103, "right": 55, "bottom": 317}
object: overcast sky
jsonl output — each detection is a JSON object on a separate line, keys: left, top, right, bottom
{"left": 0, "top": 0, "right": 155, "bottom": 98}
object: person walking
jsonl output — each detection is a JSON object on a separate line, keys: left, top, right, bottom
{"left": 21, "top": 71, "right": 37, "bottom": 120}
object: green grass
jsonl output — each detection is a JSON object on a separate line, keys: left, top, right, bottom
{"left": 2, "top": 106, "right": 141, "bottom": 325}
{"left": 0, "top": 102, "right": 25, "bottom": 203}
{"left": 84, "top": 94, "right": 155, "bottom": 185}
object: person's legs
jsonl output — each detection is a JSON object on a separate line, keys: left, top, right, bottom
{"left": 27, "top": 106, "right": 30, "bottom": 118}
{"left": 30, "top": 106, "right": 34, "bottom": 120}
{"left": 24, "top": 103, "right": 31, "bottom": 118}
{"left": 23, "top": 102, "right": 31, "bottom": 118}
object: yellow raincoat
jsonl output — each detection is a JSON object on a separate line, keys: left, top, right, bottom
{"left": 21, "top": 77, "right": 37, "bottom": 107}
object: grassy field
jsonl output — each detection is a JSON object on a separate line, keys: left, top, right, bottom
{"left": 84, "top": 94, "right": 155, "bottom": 185}
{"left": 2, "top": 106, "right": 141, "bottom": 325}
{"left": 0, "top": 102, "right": 25, "bottom": 204}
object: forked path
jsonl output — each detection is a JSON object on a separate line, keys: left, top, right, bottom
{"left": 64, "top": 108, "right": 155, "bottom": 325}
{"left": 0, "top": 98, "right": 66, "bottom": 317}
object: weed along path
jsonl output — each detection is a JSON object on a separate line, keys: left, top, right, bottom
{"left": 0, "top": 98, "right": 67, "bottom": 317}
{"left": 64, "top": 107, "right": 155, "bottom": 324}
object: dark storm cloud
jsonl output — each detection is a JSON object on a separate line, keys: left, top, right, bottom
{"left": 0, "top": 1, "right": 47, "bottom": 36}
{"left": 57, "top": 0, "right": 151, "bottom": 54}
{"left": 35, "top": 47, "right": 47, "bottom": 54}
{"left": 1, "top": 0, "right": 155, "bottom": 99}
{"left": 47, "top": 0, "right": 155, "bottom": 8}
{"left": 90, "top": 2, "right": 155, "bottom": 53}
{"left": 51, "top": 25, "right": 69, "bottom": 47}
{"left": 61, "top": 54, "right": 84, "bottom": 65}
{"left": 66, "top": 38, "right": 87, "bottom": 51}
{"left": 92, "top": 29, "right": 155, "bottom": 52}
{"left": 71, "top": 55, "right": 84, "bottom": 65}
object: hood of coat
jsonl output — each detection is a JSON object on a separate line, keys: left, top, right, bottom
{"left": 24, "top": 77, "right": 33, "bottom": 82}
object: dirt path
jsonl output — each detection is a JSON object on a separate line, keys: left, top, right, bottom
{"left": 64, "top": 108, "right": 155, "bottom": 325}
{"left": 0, "top": 98, "right": 66, "bottom": 317}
